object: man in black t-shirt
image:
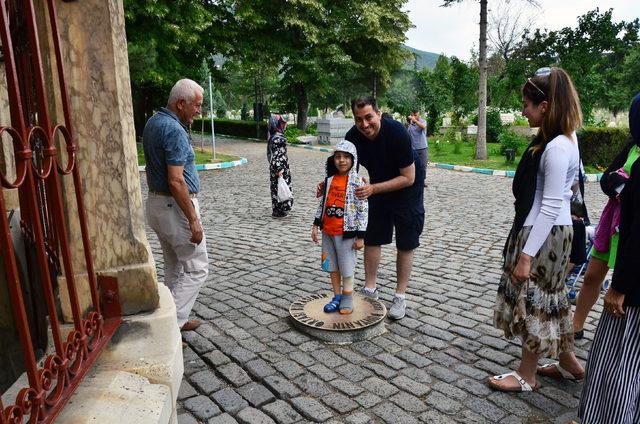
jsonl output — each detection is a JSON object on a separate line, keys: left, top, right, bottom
{"left": 345, "top": 96, "right": 425, "bottom": 320}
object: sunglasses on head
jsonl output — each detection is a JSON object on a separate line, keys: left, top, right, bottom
{"left": 526, "top": 67, "right": 552, "bottom": 98}
{"left": 535, "top": 67, "right": 552, "bottom": 77}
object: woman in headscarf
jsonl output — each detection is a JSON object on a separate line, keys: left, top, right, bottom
{"left": 267, "top": 114, "right": 293, "bottom": 218}
{"left": 488, "top": 67, "right": 585, "bottom": 392}
{"left": 577, "top": 92, "right": 640, "bottom": 424}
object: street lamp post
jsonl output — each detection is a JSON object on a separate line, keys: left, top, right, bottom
{"left": 208, "top": 74, "right": 216, "bottom": 160}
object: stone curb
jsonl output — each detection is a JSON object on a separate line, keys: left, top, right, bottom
{"left": 433, "top": 162, "right": 602, "bottom": 182}
{"left": 288, "top": 143, "right": 334, "bottom": 153}
{"left": 287, "top": 143, "right": 605, "bottom": 182}
{"left": 138, "top": 157, "right": 248, "bottom": 172}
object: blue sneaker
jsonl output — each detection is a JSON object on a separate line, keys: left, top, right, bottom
{"left": 324, "top": 294, "right": 342, "bottom": 313}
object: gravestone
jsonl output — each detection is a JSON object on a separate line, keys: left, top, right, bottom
{"left": 316, "top": 118, "right": 353, "bottom": 145}
{"left": 500, "top": 113, "right": 515, "bottom": 125}
{"left": 289, "top": 294, "right": 386, "bottom": 343}
{"left": 465, "top": 125, "right": 478, "bottom": 139}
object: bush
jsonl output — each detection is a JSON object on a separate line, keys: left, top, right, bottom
{"left": 193, "top": 118, "right": 268, "bottom": 139}
{"left": 471, "top": 109, "right": 505, "bottom": 143}
{"left": 513, "top": 115, "right": 528, "bottom": 126}
{"left": 284, "top": 126, "right": 305, "bottom": 142}
{"left": 443, "top": 127, "right": 463, "bottom": 154}
{"left": 240, "top": 103, "right": 249, "bottom": 121}
{"left": 498, "top": 129, "right": 529, "bottom": 155}
{"left": 306, "top": 122, "right": 317, "bottom": 135}
{"left": 578, "top": 127, "right": 631, "bottom": 169}
{"left": 432, "top": 138, "right": 442, "bottom": 151}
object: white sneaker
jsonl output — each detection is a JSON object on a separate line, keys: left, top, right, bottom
{"left": 388, "top": 296, "right": 406, "bottom": 320}
{"left": 357, "top": 287, "right": 379, "bottom": 300}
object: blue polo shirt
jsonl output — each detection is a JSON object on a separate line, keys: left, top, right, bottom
{"left": 143, "top": 108, "right": 200, "bottom": 194}
{"left": 407, "top": 118, "right": 428, "bottom": 150}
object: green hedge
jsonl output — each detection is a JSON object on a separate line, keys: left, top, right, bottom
{"left": 578, "top": 127, "right": 630, "bottom": 169}
{"left": 193, "top": 118, "right": 268, "bottom": 140}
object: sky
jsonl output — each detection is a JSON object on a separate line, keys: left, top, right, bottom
{"left": 404, "top": 0, "right": 639, "bottom": 60}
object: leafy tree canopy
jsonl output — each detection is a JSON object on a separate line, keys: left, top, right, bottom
{"left": 504, "top": 8, "right": 639, "bottom": 119}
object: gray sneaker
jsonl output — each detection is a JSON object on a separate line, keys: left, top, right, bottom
{"left": 358, "top": 287, "right": 379, "bottom": 300}
{"left": 388, "top": 296, "right": 406, "bottom": 320}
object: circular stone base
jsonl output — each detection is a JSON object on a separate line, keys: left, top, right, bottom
{"left": 289, "top": 293, "right": 387, "bottom": 344}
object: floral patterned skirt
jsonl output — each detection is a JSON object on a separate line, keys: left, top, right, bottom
{"left": 494, "top": 225, "right": 575, "bottom": 357}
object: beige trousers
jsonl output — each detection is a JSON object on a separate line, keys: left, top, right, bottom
{"left": 146, "top": 193, "right": 209, "bottom": 327}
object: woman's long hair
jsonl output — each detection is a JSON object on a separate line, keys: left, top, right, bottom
{"left": 522, "top": 67, "right": 583, "bottom": 153}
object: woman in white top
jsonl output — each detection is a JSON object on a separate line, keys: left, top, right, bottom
{"left": 488, "top": 67, "right": 585, "bottom": 392}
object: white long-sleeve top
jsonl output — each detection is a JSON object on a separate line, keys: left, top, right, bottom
{"left": 522, "top": 132, "right": 580, "bottom": 257}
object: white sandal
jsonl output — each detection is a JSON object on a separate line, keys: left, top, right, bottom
{"left": 487, "top": 371, "right": 539, "bottom": 392}
{"left": 537, "top": 362, "right": 584, "bottom": 381}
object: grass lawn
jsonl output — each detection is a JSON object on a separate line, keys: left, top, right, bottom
{"left": 429, "top": 138, "right": 601, "bottom": 174}
{"left": 137, "top": 144, "right": 241, "bottom": 166}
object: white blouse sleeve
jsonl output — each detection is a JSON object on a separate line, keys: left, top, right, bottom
{"left": 522, "top": 145, "right": 569, "bottom": 257}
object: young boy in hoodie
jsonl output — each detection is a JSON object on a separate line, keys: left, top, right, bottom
{"left": 311, "top": 140, "right": 368, "bottom": 314}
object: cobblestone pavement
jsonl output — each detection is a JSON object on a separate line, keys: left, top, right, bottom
{"left": 142, "top": 138, "right": 609, "bottom": 424}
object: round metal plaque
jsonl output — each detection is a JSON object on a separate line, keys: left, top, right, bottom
{"left": 289, "top": 293, "right": 387, "bottom": 343}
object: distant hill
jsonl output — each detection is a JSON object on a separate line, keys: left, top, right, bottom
{"left": 402, "top": 45, "right": 443, "bottom": 70}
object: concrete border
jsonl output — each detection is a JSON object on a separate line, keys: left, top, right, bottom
{"left": 432, "top": 162, "right": 603, "bottom": 182}
{"left": 288, "top": 143, "right": 604, "bottom": 182}
{"left": 138, "top": 157, "right": 248, "bottom": 172}
{"left": 288, "top": 143, "right": 334, "bottom": 153}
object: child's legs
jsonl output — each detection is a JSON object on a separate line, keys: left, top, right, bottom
{"left": 329, "top": 272, "right": 342, "bottom": 295}
{"left": 333, "top": 234, "right": 357, "bottom": 288}
{"left": 332, "top": 235, "right": 357, "bottom": 315}
{"left": 322, "top": 233, "right": 341, "bottom": 294}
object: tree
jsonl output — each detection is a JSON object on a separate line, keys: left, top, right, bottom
{"left": 505, "top": 8, "right": 639, "bottom": 120}
{"left": 558, "top": 9, "right": 639, "bottom": 118}
{"left": 488, "top": 0, "right": 539, "bottom": 61}
{"left": 449, "top": 57, "right": 479, "bottom": 123}
{"left": 198, "top": 59, "right": 212, "bottom": 115}
{"left": 231, "top": 0, "right": 346, "bottom": 128}
{"left": 616, "top": 44, "right": 640, "bottom": 110}
{"left": 442, "top": 0, "right": 488, "bottom": 158}
{"left": 124, "top": 0, "right": 231, "bottom": 136}
{"left": 230, "top": 0, "right": 411, "bottom": 129}
{"left": 340, "top": 0, "right": 413, "bottom": 99}
{"left": 385, "top": 70, "right": 421, "bottom": 116}
{"left": 442, "top": 0, "right": 538, "bottom": 160}
{"left": 417, "top": 55, "right": 453, "bottom": 134}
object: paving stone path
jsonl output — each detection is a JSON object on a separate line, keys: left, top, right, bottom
{"left": 142, "top": 137, "right": 609, "bottom": 424}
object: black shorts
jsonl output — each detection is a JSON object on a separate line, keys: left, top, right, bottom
{"left": 365, "top": 201, "right": 424, "bottom": 250}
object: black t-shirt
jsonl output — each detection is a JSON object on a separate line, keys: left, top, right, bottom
{"left": 345, "top": 117, "right": 424, "bottom": 207}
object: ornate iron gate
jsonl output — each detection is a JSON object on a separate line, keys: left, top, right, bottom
{"left": 0, "top": 0, "right": 121, "bottom": 422}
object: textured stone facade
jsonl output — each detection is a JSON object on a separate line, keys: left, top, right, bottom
{"left": 53, "top": 0, "right": 159, "bottom": 319}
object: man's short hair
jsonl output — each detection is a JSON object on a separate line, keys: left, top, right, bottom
{"left": 168, "top": 79, "right": 204, "bottom": 106}
{"left": 351, "top": 96, "right": 379, "bottom": 113}
{"left": 411, "top": 108, "right": 420, "bottom": 114}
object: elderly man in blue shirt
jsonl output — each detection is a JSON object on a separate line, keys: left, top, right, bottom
{"left": 143, "top": 79, "right": 208, "bottom": 333}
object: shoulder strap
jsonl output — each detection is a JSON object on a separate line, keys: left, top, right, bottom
{"left": 577, "top": 141, "right": 590, "bottom": 225}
